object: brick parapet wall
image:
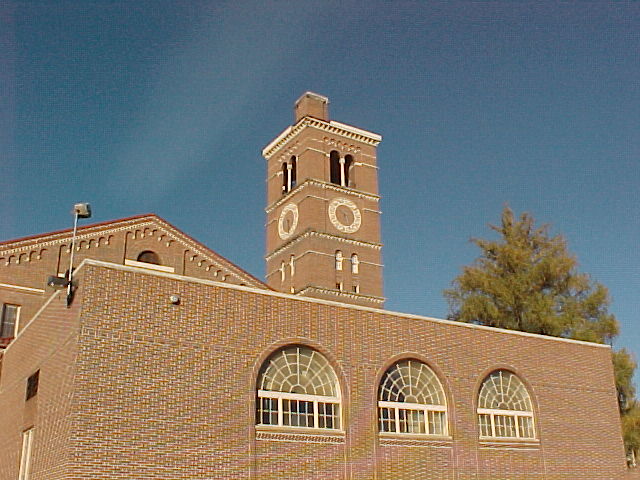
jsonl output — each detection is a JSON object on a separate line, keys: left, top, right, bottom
{"left": 0, "top": 262, "right": 628, "bottom": 479}
{"left": 56, "top": 263, "right": 627, "bottom": 479}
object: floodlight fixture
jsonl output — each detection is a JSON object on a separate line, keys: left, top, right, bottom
{"left": 66, "top": 202, "right": 92, "bottom": 306}
{"left": 73, "top": 203, "right": 92, "bottom": 218}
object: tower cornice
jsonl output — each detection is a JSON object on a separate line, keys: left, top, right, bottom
{"left": 265, "top": 229, "right": 382, "bottom": 262}
{"left": 265, "top": 179, "right": 380, "bottom": 214}
{"left": 262, "top": 117, "right": 382, "bottom": 159}
{"left": 295, "top": 285, "right": 385, "bottom": 304}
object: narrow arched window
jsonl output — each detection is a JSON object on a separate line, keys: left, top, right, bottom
{"left": 477, "top": 370, "right": 535, "bottom": 439}
{"left": 329, "top": 150, "right": 341, "bottom": 185}
{"left": 344, "top": 154, "right": 353, "bottom": 187}
{"left": 257, "top": 346, "right": 341, "bottom": 430}
{"left": 137, "top": 251, "right": 160, "bottom": 265}
{"left": 281, "top": 162, "right": 288, "bottom": 194}
{"left": 280, "top": 261, "right": 286, "bottom": 283}
{"left": 289, "top": 254, "right": 295, "bottom": 276}
{"left": 351, "top": 254, "right": 359, "bottom": 274}
{"left": 335, "top": 250, "right": 343, "bottom": 271}
{"left": 290, "top": 156, "right": 297, "bottom": 188}
{"left": 379, "top": 360, "right": 448, "bottom": 435}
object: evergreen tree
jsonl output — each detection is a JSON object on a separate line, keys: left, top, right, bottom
{"left": 445, "top": 206, "right": 637, "bottom": 459}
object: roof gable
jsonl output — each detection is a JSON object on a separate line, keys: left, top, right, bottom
{"left": 0, "top": 214, "right": 268, "bottom": 290}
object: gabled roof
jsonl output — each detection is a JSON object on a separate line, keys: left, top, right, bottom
{"left": 0, "top": 214, "right": 269, "bottom": 290}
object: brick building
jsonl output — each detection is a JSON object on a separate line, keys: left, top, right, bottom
{"left": 0, "top": 93, "right": 631, "bottom": 479}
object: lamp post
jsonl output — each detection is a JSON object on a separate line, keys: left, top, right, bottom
{"left": 66, "top": 203, "right": 92, "bottom": 305}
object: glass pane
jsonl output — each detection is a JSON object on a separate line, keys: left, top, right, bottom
{"left": 379, "top": 407, "right": 394, "bottom": 432}
{"left": 428, "top": 410, "right": 446, "bottom": 435}
{"left": 494, "top": 415, "right": 516, "bottom": 437}
{"left": 318, "top": 402, "right": 339, "bottom": 430}
{"left": 1, "top": 304, "right": 18, "bottom": 338}
{"left": 258, "top": 397, "right": 278, "bottom": 425}
{"left": 518, "top": 416, "right": 535, "bottom": 438}
{"left": 283, "top": 399, "right": 314, "bottom": 427}
{"left": 405, "top": 409, "right": 426, "bottom": 434}
{"left": 478, "top": 413, "right": 492, "bottom": 437}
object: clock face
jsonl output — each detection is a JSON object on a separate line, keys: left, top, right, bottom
{"left": 328, "top": 197, "right": 361, "bottom": 233}
{"left": 278, "top": 203, "right": 299, "bottom": 240}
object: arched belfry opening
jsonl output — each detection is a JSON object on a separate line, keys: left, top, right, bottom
{"left": 329, "top": 151, "right": 353, "bottom": 187}
{"left": 330, "top": 151, "right": 341, "bottom": 185}
{"left": 344, "top": 154, "right": 353, "bottom": 187}
{"left": 290, "top": 156, "right": 297, "bottom": 189}
{"left": 282, "top": 156, "right": 298, "bottom": 195}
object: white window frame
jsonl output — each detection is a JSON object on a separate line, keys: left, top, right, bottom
{"left": 258, "top": 390, "right": 341, "bottom": 430}
{"left": 18, "top": 428, "right": 34, "bottom": 480}
{"left": 1, "top": 303, "right": 20, "bottom": 338}
{"left": 477, "top": 407, "right": 536, "bottom": 439}
{"left": 378, "top": 401, "right": 448, "bottom": 435}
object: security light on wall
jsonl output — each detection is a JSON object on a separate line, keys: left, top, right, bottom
{"left": 47, "top": 276, "right": 68, "bottom": 289}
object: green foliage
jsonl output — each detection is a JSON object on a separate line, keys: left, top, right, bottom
{"left": 445, "top": 206, "right": 638, "bottom": 459}
{"left": 623, "top": 401, "right": 640, "bottom": 462}
{"left": 444, "top": 207, "right": 618, "bottom": 342}
{"left": 615, "top": 349, "right": 638, "bottom": 413}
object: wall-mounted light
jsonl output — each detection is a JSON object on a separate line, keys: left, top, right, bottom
{"left": 169, "top": 294, "right": 181, "bottom": 305}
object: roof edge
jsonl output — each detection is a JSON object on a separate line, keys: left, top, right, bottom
{"left": 78, "top": 259, "right": 611, "bottom": 350}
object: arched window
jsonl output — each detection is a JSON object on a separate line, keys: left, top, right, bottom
{"left": 137, "top": 251, "right": 160, "bottom": 265}
{"left": 351, "top": 253, "right": 359, "bottom": 274}
{"left": 477, "top": 370, "right": 535, "bottom": 439}
{"left": 289, "top": 254, "right": 295, "bottom": 276}
{"left": 290, "top": 156, "right": 297, "bottom": 188}
{"left": 282, "top": 162, "right": 288, "bottom": 193}
{"left": 280, "top": 261, "right": 286, "bottom": 283}
{"left": 329, "top": 150, "right": 341, "bottom": 185}
{"left": 257, "top": 346, "right": 341, "bottom": 430}
{"left": 335, "top": 250, "right": 343, "bottom": 271}
{"left": 344, "top": 154, "right": 353, "bottom": 187}
{"left": 378, "top": 360, "right": 448, "bottom": 435}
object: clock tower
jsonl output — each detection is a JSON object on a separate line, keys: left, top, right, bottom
{"left": 263, "top": 92, "right": 384, "bottom": 308}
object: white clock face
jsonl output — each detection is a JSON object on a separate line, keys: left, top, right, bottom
{"left": 328, "top": 197, "right": 361, "bottom": 233}
{"left": 278, "top": 203, "right": 299, "bottom": 240}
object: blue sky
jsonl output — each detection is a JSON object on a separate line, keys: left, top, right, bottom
{"left": 2, "top": 1, "right": 638, "bottom": 387}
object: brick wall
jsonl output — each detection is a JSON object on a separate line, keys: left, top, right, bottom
{"left": 11, "top": 262, "right": 619, "bottom": 479}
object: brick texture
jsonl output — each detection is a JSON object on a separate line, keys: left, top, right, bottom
{"left": 1, "top": 262, "right": 627, "bottom": 479}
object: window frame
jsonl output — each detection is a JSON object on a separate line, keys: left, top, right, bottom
{"left": 377, "top": 360, "right": 449, "bottom": 437}
{"left": 257, "top": 390, "right": 341, "bottom": 430}
{"left": 18, "top": 428, "right": 34, "bottom": 480}
{"left": 256, "top": 346, "right": 343, "bottom": 432}
{"left": 476, "top": 370, "right": 537, "bottom": 440}
{"left": 1, "top": 303, "right": 20, "bottom": 338}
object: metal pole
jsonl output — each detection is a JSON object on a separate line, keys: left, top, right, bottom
{"left": 67, "top": 211, "right": 79, "bottom": 304}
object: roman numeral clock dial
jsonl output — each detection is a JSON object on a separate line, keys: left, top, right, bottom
{"left": 278, "top": 203, "right": 298, "bottom": 240}
{"left": 328, "top": 198, "right": 361, "bottom": 234}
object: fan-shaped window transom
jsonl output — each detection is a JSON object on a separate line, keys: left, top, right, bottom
{"left": 477, "top": 370, "right": 536, "bottom": 439}
{"left": 257, "top": 346, "right": 341, "bottom": 430}
{"left": 378, "top": 360, "right": 448, "bottom": 436}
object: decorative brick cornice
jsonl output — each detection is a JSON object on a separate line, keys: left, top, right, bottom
{"left": 0, "top": 215, "right": 267, "bottom": 289}
{"left": 296, "top": 285, "right": 385, "bottom": 304}
{"left": 265, "top": 229, "right": 382, "bottom": 262}
{"left": 263, "top": 117, "right": 381, "bottom": 159}
{"left": 256, "top": 430, "right": 345, "bottom": 444}
{"left": 379, "top": 436, "right": 453, "bottom": 448}
{"left": 266, "top": 179, "right": 379, "bottom": 214}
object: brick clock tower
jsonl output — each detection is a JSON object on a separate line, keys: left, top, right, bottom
{"left": 263, "top": 92, "right": 384, "bottom": 308}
